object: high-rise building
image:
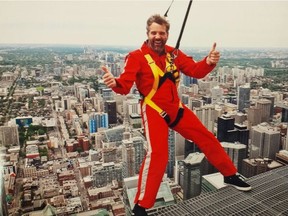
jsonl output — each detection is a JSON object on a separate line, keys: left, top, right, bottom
{"left": 250, "top": 124, "right": 281, "bottom": 159}
{"left": 182, "top": 74, "right": 198, "bottom": 87}
{"left": 102, "top": 148, "right": 117, "bottom": 163}
{"left": 131, "top": 136, "right": 146, "bottom": 174}
{"left": 88, "top": 112, "right": 108, "bottom": 133}
{"left": 217, "top": 115, "right": 249, "bottom": 149}
{"left": 92, "top": 162, "right": 122, "bottom": 188}
{"left": 102, "top": 88, "right": 114, "bottom": 101}
{"left": 211, "top": 86, "right": 223, "bottom": 104}
{"left": 221, "top": 142, "right": 247, "bottom": 174}
{"left": 256, "top": 99, "right": 272, "bottom": 123}
{"left": 261, "top": 95, "right": 275, "bottom": 118}
{"left": 217, "top": 115, "right": 235, "bottom": 142}
{"left": 275, "top": 102, "right": 288, "bottom": 122}
{"left": 122, "top": 140, "right": 135, "bottom": 178}
{"left": 194, "top": 104, "right": 215, "bottom": 133}
{"left": 182, "top": 152, "right": 205, "bottom": 200}
{"left": 247, "top": 106, "right": 262, "bottom": 127}
{"left": 237, "top": 84, "right": 250, "bottom": 112}
{"left": 167, "top": 129, "right": 176, "bottom": 178}
{"left": 122, "top": 136, "right": 146, "bottom": 179}
{"left": 105, "top": 100, "right": 117, "bottom": 124}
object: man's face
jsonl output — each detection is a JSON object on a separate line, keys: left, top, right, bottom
{"left": 147, "top": 22, "right": 168, "bottom": 55}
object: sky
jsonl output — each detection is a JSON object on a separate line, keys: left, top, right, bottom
{"left": 0, "top": 0, "right": 288, "bottom": 48}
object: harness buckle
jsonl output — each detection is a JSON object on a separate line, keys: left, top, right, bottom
{"left": 160, "top": 111, "right": 168, "bottom": 118}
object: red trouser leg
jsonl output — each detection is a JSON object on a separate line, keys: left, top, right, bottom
{"left": 134, "top": 104, "right": 169, "bottom": 209}
{"left": 173, "top": 105, "right": 237, "bottom": 176}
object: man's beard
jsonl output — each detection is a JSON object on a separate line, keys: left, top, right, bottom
{"left": 149, "top": 39, "right": 166, "bottom": 54}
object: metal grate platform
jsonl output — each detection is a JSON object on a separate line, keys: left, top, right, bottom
{"left": 151, "top": 166, "right": 288, "bottom": 216}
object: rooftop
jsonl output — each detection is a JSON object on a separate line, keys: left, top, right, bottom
{"left": 151, "top": 165, "right": 288, "bottom": 216}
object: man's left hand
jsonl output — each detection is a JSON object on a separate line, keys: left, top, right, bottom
{"left": 206, "top": 42, "right": 220, "bottom": 65}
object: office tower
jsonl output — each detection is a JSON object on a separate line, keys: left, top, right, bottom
{"left": 235, "top": 112, "right": 247, "bottom": 124}
{"left": 88, "top": 112, "right": 108, "bottom": 133}
{"left": 237, "top": 84, "right": 250, "bottom": 112}
{"left": 105, "top": 100, "right": 117, "bottom": 124}
{"left": 102, "top": 148, "right": 117, "bottom": 163}
{"left": 211, "top": 86, "right": 223, "bottom": 104}
{"left": 217, "top": 115, "right": 235, "bottom": 142}
{"left": 234, "top": 123, "right": 249, "bottom": 146}
{"left": 102, "top": 88, "right": 114, "bottom": 101}
{"left": 256, "top": 99, "right": 272, "bottom": 123}
{"left": 198, "top": 80, "right": 213, "bottom": 95}
{"left": 122, "top": 136, "right": 145, "bottom": 179}
{"left": 217, "top": 115, "right": 249, "bottom": 149}
{"left": 181, "top": 94, "right": 189, "bottom": 105}
{"left": 188, "top": 98, "right": 203, "bottom": 110}
{"left": 123, "top": 98, "right": 141, "bottom": 120}
{"left": 92, "top": 162, "right": 122, "bottom": 188}
{"left": 0, "top": 126, "right": 19, "bottom": 147}
{"left": 131, "top": 136, "right": 146, "bottom": 174}
{"left": 250, "top": 124, "right": 281, "bottom": 159}
{"left": 193, "top": 104, "right": 215, "bottom": 133}
{"left": 122, "top": 140, "right": 135, "bottom": 178}
{"left": 184, "top": 139, "right": 201, "bottom": 158}
{"left": 182, "top": 153, "right": 205, "bottom": 200}
{"left": 183, "top": 73, "right": 198, "bottom": 86}
{"left": 275, "top": 102, "right": 288, "bottom": 122}
{"left": 221, "top": 142, "right": 247, "bottom": 174}
{"left": 247, "top": 106, "right": 262, "bottom": 127}
{"left": 261, "top": 95, "right": 275, "bottom": 118}
{"left": 167, "top": 129, "right": 176, "bottom": 178}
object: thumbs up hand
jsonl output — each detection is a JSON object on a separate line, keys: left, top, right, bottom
{"left": 102, "top": 66, "right": 117, "bottom": 88}
{"left": 206, "top": 42, "right": 220, "bottom": 65}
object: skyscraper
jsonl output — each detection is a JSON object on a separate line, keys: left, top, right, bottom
{"left": 194, "top": 104, "right": 215, "bottom": 133}
{"left": 217, "top": 115, "right": 235, "bottom": 142}
{"left": 167, "top": 129, "right": 176, "bottom": 178}
{"left": 88, "top": 112, "right": 108, "bottom": 133}
{"left": 247, "top": 106, "right": 262, "bottom": 127}
{"left": 122, "top": 139, "right": 136, "bottom": 178}
{"left": 250, "top": 124, "right": 281, "bottom": 159}
{"left": 256, "top": 99, "right": 272, "bottom": 123}
{"left": 182, "top": 152, "right": 205, "bottom": 200}
{"left": 221, "top": 142, "right": 247, "bottom": 174}
{"left": 105, "top": 100, "right": 117, "bottom": 125}
{"left": 237, "top": 84, "right": 250, "bottom": 112}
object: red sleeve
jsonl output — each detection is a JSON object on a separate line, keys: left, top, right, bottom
{"left": 111, "top": 54, "right": 140, "bottom": 95}
{"left": 176, "top": 50, "right": 216, "bottom": 78}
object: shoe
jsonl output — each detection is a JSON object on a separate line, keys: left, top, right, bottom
{"left": 132, "top": 203, "right": 148, "bottom": 216}
{"left": 224, "top": 174, "right": 252, "bottom": 191}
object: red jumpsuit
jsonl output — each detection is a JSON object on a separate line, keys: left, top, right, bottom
{"left": 112, "top": 41, "right": 237, "bottom": 209}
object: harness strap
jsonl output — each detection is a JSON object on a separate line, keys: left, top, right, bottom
{"left": 142, "top": 53, "right": 183, "bottom": 127}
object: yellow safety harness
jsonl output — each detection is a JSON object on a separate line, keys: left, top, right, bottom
{"left": 142, "top": 52, "right": 184, "bottom": 127}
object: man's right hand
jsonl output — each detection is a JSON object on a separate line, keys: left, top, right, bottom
{"left": 102, "top": 66, "right": 117, "bottom": 88}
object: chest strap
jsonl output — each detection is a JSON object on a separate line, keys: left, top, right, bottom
{"left": 142, "top": 53, "right": 183, "bottom": 127}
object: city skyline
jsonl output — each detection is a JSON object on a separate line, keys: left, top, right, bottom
{"left": 1, "top": 0, "right": 288, "bottom": 48}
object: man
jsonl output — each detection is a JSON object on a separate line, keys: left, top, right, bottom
{"left": 103, "top": 14, "right": 251, "bottom": 216}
